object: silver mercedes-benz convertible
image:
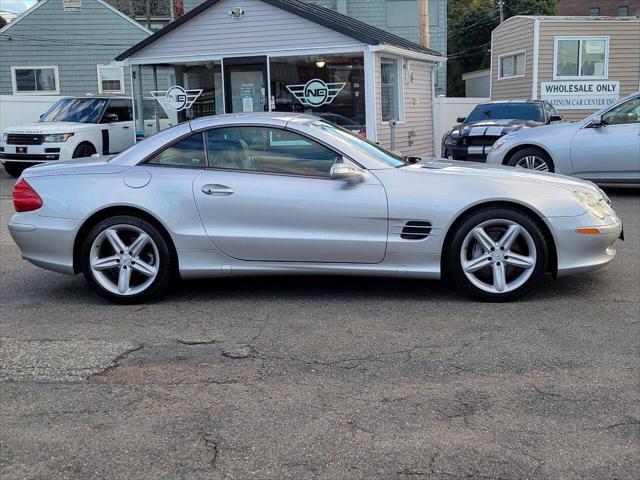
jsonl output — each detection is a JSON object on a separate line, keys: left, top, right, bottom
{"left": 9, "top": 113, "right": 622, "bottom": 303}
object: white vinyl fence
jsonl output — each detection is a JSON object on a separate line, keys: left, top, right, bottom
{"left": 0, "top": 95, "right": 63, "bottom": 132}
{"left": 433, "top": 97, "right": 490, "bottom": 156}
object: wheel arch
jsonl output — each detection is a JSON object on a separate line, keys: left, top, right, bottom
{"left": 73, "top": 141, "right": 98, "bottom": 157}
{"left": 502, "top": 144, "right": 556, "bottom": 170}
{"left": 72, "top": 205, "right": 179, "bottom": 274}
{"left": 440, "top": 200, "right": 558, "bottom": 278}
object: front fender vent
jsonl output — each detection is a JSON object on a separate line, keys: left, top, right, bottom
{"left": 401, "top": 221, "right": 432, "bottom": 240}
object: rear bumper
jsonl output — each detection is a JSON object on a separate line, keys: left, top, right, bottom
{"left": 8, "top": 213, "right": 79, "bottom": 275}
{"left": 548, "top": 213, "right": 622, "bottom": 277}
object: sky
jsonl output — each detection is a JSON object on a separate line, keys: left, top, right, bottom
{"left": 0, "top": 0, "right": 37, "bottom": 22}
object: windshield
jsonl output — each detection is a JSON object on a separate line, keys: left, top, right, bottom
{"left": 310, "top": 120, "right": 406, "bottom": 167}
{"left": 40, "top": 98, "right": 108, "bottom": 123}
{"left": 465, "top": 103, "right": 544, "bottom": 123}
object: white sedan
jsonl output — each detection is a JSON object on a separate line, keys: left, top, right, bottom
{"left": 486, "top": 93, "right": 640, "bottom": 183}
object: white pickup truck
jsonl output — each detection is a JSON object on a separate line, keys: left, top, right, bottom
{"left": 0, "top": 96, "right": 136, "bottom": 177}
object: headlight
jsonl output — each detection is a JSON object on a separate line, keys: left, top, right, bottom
{"left": 43, "top": 133, "right": 74, "bottom": 142}
{"left": 574, "top": 191, "right": 614, "bottom": 220}
{"left": 492, "top": 133, "right": 515, "bottom": 151}
{"left": 1, "top": 133, "right": 7, "bottom": 143}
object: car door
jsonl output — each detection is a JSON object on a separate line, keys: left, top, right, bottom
{"left": 571, "top": 96, "right": 640, "bottom": 181}
{"left": 101, "top": 99, "right": 135, "bottom": 153}
{"left": 192, "top": 125, "right": 388, "bottom": 263}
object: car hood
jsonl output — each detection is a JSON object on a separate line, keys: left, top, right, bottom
{"left": 404, "top": 158, "right": 599, "bottom": 194}
{"left": 445, "top": 119, "right": 549, "bottom": 144}
{"left": 21, "top": 155, "right": 128, "bottom": 177}
{"left": 501, "top": 119, "right": 581, "bottom": 140}
{"left": 3, "top": 122, "right": 99, "bottom": 134}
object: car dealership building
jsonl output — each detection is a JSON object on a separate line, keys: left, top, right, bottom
{"left": 116, "top": 0, "right": 445, "bottom": 156}
{"left": 491, "top": 15, "right": 640, "bottom": 121}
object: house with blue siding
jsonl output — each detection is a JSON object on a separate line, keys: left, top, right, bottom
{"left": 0, "top": 0, "right": 151, "bottom": 129}
{"left": 182, "top": 0, "right": 448, "bottom": 94}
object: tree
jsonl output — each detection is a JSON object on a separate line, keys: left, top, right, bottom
{"left": 447, "top": 0, "right": 558, "bottom": 96}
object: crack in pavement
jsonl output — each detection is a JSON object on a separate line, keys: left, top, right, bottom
{"left": 176, "top": 339, "right": 217, "bottom": 345}
{"left": 88, "top": 344, "right": 144, "bottom": 379}
{"left": 200, "top": 429, "right": 219, "bottom": 471}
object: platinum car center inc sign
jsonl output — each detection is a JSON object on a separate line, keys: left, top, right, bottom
{"left": 540, "top": 81, "right": 620, "bottom": 110}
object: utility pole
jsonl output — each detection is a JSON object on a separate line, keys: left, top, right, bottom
{"left": 499, "top": 0, "right": 504, "bottom": 23}
{"left": 419, "top": 0, "right": 429, "bottom": 47}
{"left": 146, "top": 0, "right": 151, "bottom": 29}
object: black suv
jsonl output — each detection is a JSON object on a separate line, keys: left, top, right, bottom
{"left": 441, "top": 100, "right": 563, "bottom": 162}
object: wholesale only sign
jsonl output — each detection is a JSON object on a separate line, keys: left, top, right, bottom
{"left": 540, "top": 81, "right": 620, "bottom": 110}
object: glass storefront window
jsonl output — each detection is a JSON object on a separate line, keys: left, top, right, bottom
{"left": 134, "top": 61, "right": 222, "bottom": 138}
{"left": 269, "top": 54, "right": 366, "bottom": 135}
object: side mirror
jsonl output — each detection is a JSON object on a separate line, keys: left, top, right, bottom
{"left": 104, "top": 113, "right": 119, "bottom": 123}
{"left": 549, "top": 115, "right": 563, "bottom": 123}
{"left": 588, "top": 115, "right": 603, "bottom": 128}
{"left": 330, "top": 163, "right": 364, "bottom": 184}
{"left": 456, "top": 117, "right": 466, "bottom": 124}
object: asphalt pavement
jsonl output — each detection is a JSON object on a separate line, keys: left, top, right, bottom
{"left": 1, "top": 170, "right": 638, "bottom": 479}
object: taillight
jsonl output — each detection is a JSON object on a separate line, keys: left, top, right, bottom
{"left": 13, "top": 178, "right": 43, "bottom": 212}
{"left": 357, "top": 129, "right": 367, "bottom": 138}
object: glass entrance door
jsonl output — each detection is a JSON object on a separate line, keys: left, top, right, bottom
{"left": 223, "top": 57, "right": 268, "bottom": 113}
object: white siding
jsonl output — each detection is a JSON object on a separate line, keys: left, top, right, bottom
{"left": 375, "top": 54, "right": 434, "bottom": 156}
{"left": 130, "top": 0, "right": 365, "bottom": 61}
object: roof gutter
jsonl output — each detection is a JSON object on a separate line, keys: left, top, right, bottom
{"left": 369, "top": 45, "right": 446, "bottom": 63}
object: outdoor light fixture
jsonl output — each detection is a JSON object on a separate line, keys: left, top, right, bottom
{"left": 315, "top": 60, "right": 326, "bottom": 68}
{"left": 228, "top": 7, "right": 244, "bottom": 18}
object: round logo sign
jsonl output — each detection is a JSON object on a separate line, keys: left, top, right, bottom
{"left": 165, "top": 85, "right": 189, "bottom": 111}
{"left": 303, "top": 79, "right": 329, "bottom": 107}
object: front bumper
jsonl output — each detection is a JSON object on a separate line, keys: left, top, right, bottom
{"left": 443, "top": 144, "right": 492, "bottom": 162}
{"left": 8, "top": 213, "right": 79, "bottom": 275}
{"left": 0, "top": 142, "right": 73, "bottom": 164}
{"left": 548, "top": 213, "right": 623, "bottom": 277}
{"left": 485, "top": 147, "right": 507, "bottom": 165}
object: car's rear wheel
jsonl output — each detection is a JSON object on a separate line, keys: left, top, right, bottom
{"left": 73, "top": 143, "right": 96, "bottom": 159}
{"left": 448, "top": 208, "right": 548, "bottom": 302}
{"left": 81, "top": 215, "right": 174, "bottom": 304}
{"left": 507, "top": 148, "right": 554, "bottom": 172}
{"left": 3, "top": 162, "right": 28, "bottom": 177}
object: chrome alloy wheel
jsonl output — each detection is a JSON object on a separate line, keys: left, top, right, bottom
{"left": 514, "top": 155, "right": 549, "bottom": 171}
{"left": 460, "top": 219, "right": 537, "bottom": 294}
{"left": 89, "top": 224, "right": 159, "bottom": 296}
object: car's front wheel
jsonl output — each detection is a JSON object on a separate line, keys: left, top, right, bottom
{"left": 81, "top": 215, "right": 174, "bottom": 304}
{"left": 507, "top": 148, "right": 554, "bottom": 172}
{"left": 448, "top": 208, "right": 549, "bottom": 302}
{"left": 73, "top": 143, "right": 97, "bottom": 159}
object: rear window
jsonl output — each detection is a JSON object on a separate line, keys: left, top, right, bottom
{"left": 465, "top": 104, "right": 544, "bottom": 123}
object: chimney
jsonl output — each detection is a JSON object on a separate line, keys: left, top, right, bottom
{"left": 173, "top": 0, "right": 184, "bottom": 19}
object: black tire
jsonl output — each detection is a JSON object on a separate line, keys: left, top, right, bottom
{"left": 80, "top": 215, "right": 174, "bottom": 304}
{"left": 447, "top": 208, "right": 549, "bottom": 302}
{"left": 73, "top": 142, "right": 96, "bottom": 159}
{"left": 506, "top": 147, "right": 554, "bottom": 172}
{"left": 3, "top": 162, "right": 28, "bottom": 177}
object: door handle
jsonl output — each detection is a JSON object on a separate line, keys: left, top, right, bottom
{"left": 202, "top": 184, "right": 234, "bottom": 195}
{"left": 122, "top": 126, "right": 130, "bottom": 129}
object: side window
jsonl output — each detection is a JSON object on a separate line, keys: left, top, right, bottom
{"left": 103, "top": 99, "right": 132, "bottom": 122}
{"left": 147, "top": 133, "right": 207, "bottom": 167}
{"left": 602, "top": 97, "right": 640, "bottom": 125}
{"left": 205, "top": 127, "right": 341, "bottom": 177}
